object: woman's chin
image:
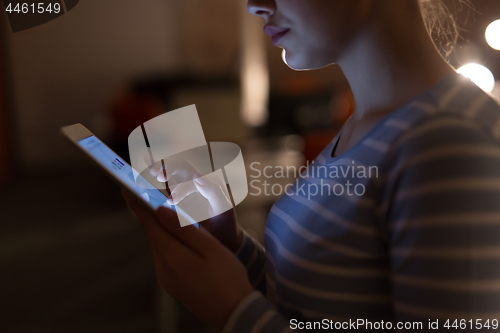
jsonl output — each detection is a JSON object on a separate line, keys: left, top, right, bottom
{"left": 283, "top": 56, "right": 313, "bottom": 71}
{"left": 283, "top": 51, "right": 331, "bottom": 71}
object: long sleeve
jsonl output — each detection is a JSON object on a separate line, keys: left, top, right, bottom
{"left": 235, "top": 230, "right": 267, "bottom": 294}
{"left": 225, "top": 230, "right": 298, "bottom": 333}
{"left": 222, "top": 291, "right": 293, "bottom": 333}
{"left": 226, "top": 232, "right": 309, "bottom": 333}
{"left": 381, "top": 115, "right": 500, "bottom": 331}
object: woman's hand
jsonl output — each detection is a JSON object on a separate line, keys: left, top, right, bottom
{"left": 123, "top": 190, "right": 253, "bottom": 331}
{"left": 148, "top": 155, "right": 244, "bottom": 252}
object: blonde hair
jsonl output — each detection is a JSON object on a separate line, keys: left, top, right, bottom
{"left": 418, "top": 0, "right": 470, "bottom": 59}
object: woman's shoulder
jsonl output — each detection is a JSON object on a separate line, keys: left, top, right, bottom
{"left": 385, "top": 74, "right": 500, "bottom": 157}
{"left": 376, "top": 81, "right": 500, "bottom": 213}
{"left": 316, "top": 75, "right": 500, "bottom": 167}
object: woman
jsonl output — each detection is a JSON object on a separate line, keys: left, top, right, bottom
{"left": 123, "top": 0, "right": 500, "bottom": 331}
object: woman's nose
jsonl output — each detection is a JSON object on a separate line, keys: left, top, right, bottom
{"left": 247, "top": 0, "right": 275, "bottom": 19}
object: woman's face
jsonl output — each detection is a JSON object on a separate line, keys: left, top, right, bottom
{"left": 247, "top": 0, "right": 373, "bottom": 70}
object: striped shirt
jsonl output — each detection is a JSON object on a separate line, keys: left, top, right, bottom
{"left": 223, "top": 73, "right": 500, "bottom": 333}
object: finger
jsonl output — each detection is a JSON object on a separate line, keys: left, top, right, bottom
{"left": 193, "top": 174, "right": 233, "bottom": 216}
{"left": 122, "top": 188, "right": 142, "bottom": 208}
{"left": 123, "top": 188, "right": 165, "bottom": 229}
{"left": 156, "top": 158, "right": 195, "bottom": 183}
{"left": 157, "top": 173, "right": 182, "bottom": 188}
{"left": 143, "top": 153, "right": 164, "bottom": 177}
{"left": 165, "top": 176, "right": 179, "bottom": 192}
{"left": 167, "top": 181, "right": 198, "bottom": 205}
{"left": 157, "top": 206, "right": 224, "bottom": 257}
{"left": 122, "top": 190, "right": 198, "bottom": 256}
{"left": 154, "top": 159, "right": 175, "bottom": 181}
{"left": 195, "top": 171, "right": 227, "bottom": 188}
{"left": 147, "top": 156, "right": 188, "bottom": 179}
{"left": 150, "top": 240, "right": 202, "bottom": 280}
{"left": 151, "top": 158, "right": 183, "bottom": 178}
{"left": 149, "top": 162, "right": 164, "bottom": 177}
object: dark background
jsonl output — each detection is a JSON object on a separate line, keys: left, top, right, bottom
{"left": 0, "top": 1, "right": 499, "bottom": 332}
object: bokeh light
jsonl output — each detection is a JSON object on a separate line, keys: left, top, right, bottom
{"left": 485, "top": 19, "right": 500, "bottom": 51}
{"left": 457, "top": 63, "right": 496, "bottom": 93}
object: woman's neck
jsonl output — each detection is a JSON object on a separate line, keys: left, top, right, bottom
{"left": 336, "top": 2, "right": 457, "bottom": 122}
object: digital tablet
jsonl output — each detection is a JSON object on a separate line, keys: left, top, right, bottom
{"left": 61, "top": 123, "right": 198, "bottom": 227}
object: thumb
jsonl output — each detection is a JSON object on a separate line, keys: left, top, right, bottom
{"left": 193, "top": 173, "right": 233, "bottom": 216}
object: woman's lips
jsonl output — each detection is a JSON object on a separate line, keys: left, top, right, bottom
{"left": 271, "top": 30, "right": 289, "bottom": 46}
{"left": 264, "top": 25, "right": 290, "bottom": 46}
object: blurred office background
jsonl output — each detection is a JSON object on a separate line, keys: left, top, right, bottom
{"left": 0, "top": 0, "right": 499, "bottom": 332}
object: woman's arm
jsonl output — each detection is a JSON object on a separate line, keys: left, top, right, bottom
{"left": 222, "top": 291, "right": 293, "bottom": 333}
{"left": 124, "top": 192, "right": 301, "bottom": 332}
{"left": 382, "top": 115, "right": 500, "bottom": 331}
{"left": 234, "top": 230, "right": 267, "bottom": 294}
